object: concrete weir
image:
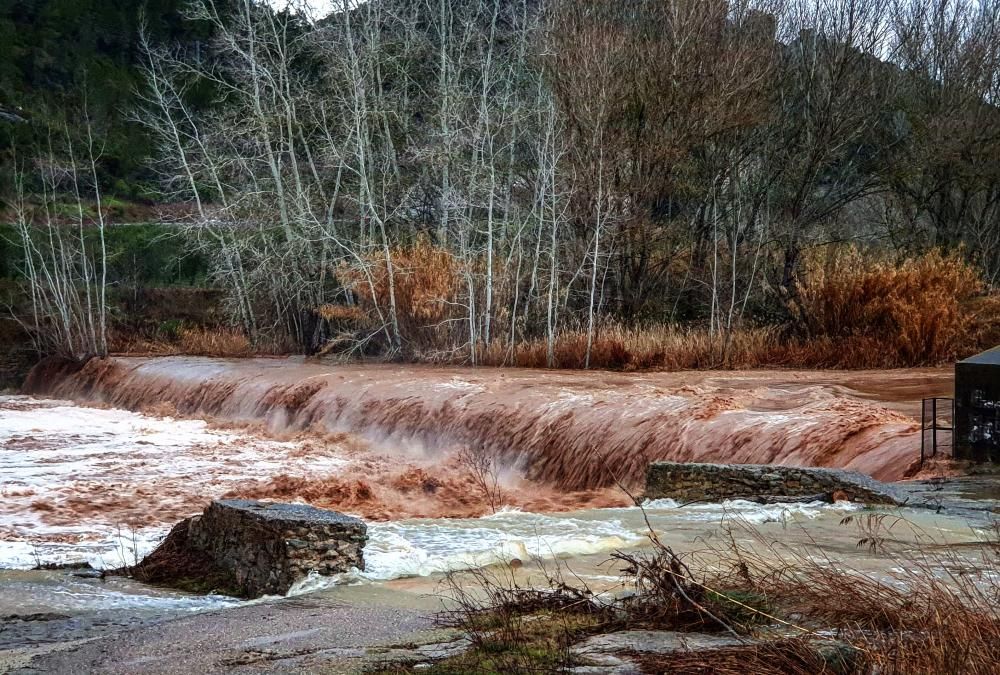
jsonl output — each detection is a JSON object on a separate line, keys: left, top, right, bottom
{"left": 645, "top": 462, "right": 904, "bottom": 505}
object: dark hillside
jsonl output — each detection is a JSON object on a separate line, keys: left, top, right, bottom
{"left": 0, "top": 0, "right": 218, "bottom": 199}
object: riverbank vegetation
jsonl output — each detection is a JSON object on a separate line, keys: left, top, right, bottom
{"left": 377, "top": 517, "right": 1000, "bottom": 673}
{"left": 3, "top": 0, "right": 1000, "bottom": 369}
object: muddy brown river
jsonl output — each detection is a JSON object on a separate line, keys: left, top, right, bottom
{"left": 5, "top": 358, "right": 996, "bottom": 661}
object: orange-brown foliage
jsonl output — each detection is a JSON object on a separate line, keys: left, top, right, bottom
{"left": 338, "top": 237, "right": 466, "bottom": 351}
{"left": 793, "top": 248, "right": 987, "bottom": 365}
{"left": 112, "top": 247, "right": 995, "bottom": 369}
{"left": 474, "top": 249, "right": 995, "bottom": 370}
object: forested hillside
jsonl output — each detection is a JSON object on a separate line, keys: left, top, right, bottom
{"left": 2, "top": 0, "right": 999, "bottom": 370}
{"left": 0, "top": 0, "right": 214, "bottom": 198}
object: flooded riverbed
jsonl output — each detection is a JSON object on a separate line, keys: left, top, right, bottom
{"left": 5, "top": 360, "right": 996, "bottom": 656}
{"left": 4, "top": 392, "right": 916, "bottom": 579}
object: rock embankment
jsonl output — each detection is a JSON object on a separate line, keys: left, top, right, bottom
{"left": 645, "top": 462, "right": 903, "bottom": 505}
{"left": 123, "top": 499, "right": 367, "bottom": 598}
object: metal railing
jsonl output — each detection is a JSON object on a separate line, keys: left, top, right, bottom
{"left": 920, "top": 397, "right": 954, "bottom": 465}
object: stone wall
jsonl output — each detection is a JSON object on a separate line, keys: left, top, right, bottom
{"left": 645, "top": 462, "right": 902, "bottom": 505}
{"left": 129, "top": 500, "right": 367, "bottom": 598}
{"left": 188, "top": 500, "right": 367, "bottom": 597}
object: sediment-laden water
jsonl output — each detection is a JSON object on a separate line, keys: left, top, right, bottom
{"left": 29, "top": 357, "right": 951, "bottom": 494}
{"left": 6, "top": 358, "right": 987, "bottom": 650}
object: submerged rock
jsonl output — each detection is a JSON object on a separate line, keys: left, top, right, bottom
{"left": 120, "top": 499, "right": 367, "bottom": 598}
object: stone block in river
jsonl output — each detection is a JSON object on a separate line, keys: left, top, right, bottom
{"left": 127, "top": 499, "right": 367, "bottom": 598}
{"left": 645, "top": 462, "right": 903, "bottom": 505}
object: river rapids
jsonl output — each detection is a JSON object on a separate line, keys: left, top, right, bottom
{"left": 5, "top": 356, "right": 985, "bottom": 631}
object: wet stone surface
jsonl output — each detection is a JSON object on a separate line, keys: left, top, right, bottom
{"left": 188, "top": 500, "right": 368, "bottom": 598}
{"left": 568, "top": 630, "right": 745, "bottom": 674}
{"left": 0, "top": 610, "right": 154, "bottom": 650}
{"left": 645, "top": 462, "right": 905, "bottom": 505}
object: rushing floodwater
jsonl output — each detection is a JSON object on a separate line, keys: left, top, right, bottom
{"left": 2, "top": 397, "right": 992, "bottom": 611}
{"left": 27, "top": 357, "right": 954, "bottom": 513}
{"left": 4, "top": 361, "right": 994, "bottom": 648}
{"left": 2, "top": 395, "right": 898, "bottom": 578}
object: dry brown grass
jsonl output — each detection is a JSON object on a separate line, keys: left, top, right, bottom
{"left": 176, "top": 327, "right": 253, "bottom": 357}
{"left": 109, "top": 326, "right": 269, "bottom": 358}
{"left": 477, "top": 324, "right": 786, "bottom": 370}
{"left": 411, "top": 516, "right": 1000, "bottom": 674}
{"left": 696, "top": 516, "right": 1000, "bottom": 675}
{"left": 674, "top": 516, "right": 997, "bottom": 672}
{"left": 429, "top": 561, "right": 612, "bottom": 674}
{"left": 623, "top": 639, "right": 835, "bottom": 675}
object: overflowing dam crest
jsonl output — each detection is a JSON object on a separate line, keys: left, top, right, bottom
{"left": 26, "top": 357, "right": 941, "bottom": 504}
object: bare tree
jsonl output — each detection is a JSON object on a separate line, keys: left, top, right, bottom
{"left": 11, "top": 119, "right": 109, "bottom": 358}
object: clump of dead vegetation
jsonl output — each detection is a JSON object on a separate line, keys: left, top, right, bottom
{"left": 378, "top": 515, "right": 1000, "bottom": 674}
{"left": 100, "top": 247, "right": 997, "bottom": 371}
{"left": 331, "top": 246, "right": 997, "bottom": 371}
{"left": 413, "top": 561, "right": 613, "bottom": 673}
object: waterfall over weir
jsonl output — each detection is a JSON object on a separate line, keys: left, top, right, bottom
{"left": 27, "top": 356, "right": 949, "bottom": 493}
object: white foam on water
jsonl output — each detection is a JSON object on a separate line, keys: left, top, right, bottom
{"left": 5, "top": 574, "right": 243, "bottom": 613}
{"left": 288, "top": 509, "right": 647, "bottom": 593}
{"left": 0, "top": 396, "right": 347, "bottom": 569}
{"left": 364, "top": 510, "right": 644, "bottom": 580}
{"left": 637, "top": 497, "right": 863, "bottom": 524}
{"left": 0, "top": 525, "right": 169, "bottom": 570}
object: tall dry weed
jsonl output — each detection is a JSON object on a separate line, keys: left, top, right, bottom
{"left": 108, "top": 326, "right": 263, "bottom": 358}
{"left": 478, "top": 324, "right": 787, "bottom": 371}
{"left": 794, "top": 248, "right": 987, "bottom": 366}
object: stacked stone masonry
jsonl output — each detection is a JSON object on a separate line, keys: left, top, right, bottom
{"left": 187, "top": 499, "right": 367, "bottom": 597}
{"left": 645, "top": 462, "right": 903, "bottom": 505}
